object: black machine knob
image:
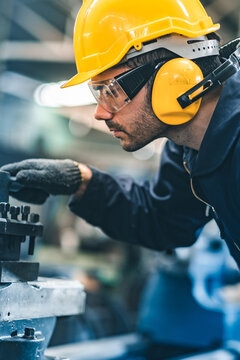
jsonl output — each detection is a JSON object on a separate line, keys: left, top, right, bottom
{"left": 0, "top": 202, "right": 10, "bottom": 218}
{"left": 21, "top": 205, "right": 30, "bottom": 221}
{"left": 10, "top": 206, "right": 20, "bottom": 220}
{"left": 30, "top": 213, "right": 40, "bottom": 223}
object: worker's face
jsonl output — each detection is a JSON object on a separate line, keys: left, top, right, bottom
{"left": 92, "top": 66, "right": 169, "bottom": 152}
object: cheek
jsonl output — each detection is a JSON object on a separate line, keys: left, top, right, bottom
{"left": 122, "top": 91, "right": 149, "bottom": 125}
{"left": 111, "top": 87, "right": 150, "bottom": 135}
{"left": 118, "top": 111, "right": 140, "bottom": 134}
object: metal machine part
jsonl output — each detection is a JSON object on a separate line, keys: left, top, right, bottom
{"left": 0, "top": 170, "right": 43, "bottom": 282}
{"left": 0, "top": 204, "right": 42, "bottom": 281}
{"left": 0, "top": 318, "right": 55, "bottom": 360}
{"left": 0, "top": 278, "right": 85, "bottom": 321}
{"left": 0, "top": 170, "right": 86, "bottom": 360}
{"left": 45, "top": 333, "right": 147, "bottom": 360}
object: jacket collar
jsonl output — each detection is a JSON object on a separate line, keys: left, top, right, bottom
{"left": 183, "top": 72, "right": 240, "bottom": 177}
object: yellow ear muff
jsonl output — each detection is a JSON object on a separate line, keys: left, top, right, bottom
{"left": 152, "top": 58, "right": 204, "bottom": 125}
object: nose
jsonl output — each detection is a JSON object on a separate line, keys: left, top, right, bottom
{"left": 94, "top": 103, "right": 114, "bottom": 121}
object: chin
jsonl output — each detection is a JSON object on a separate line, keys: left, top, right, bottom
{"left": 120, "top": 139, "right": 145, "bottom": 152}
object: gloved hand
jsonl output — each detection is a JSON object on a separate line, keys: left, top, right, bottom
{"left": 1, "top": 159, "right": 82, "bottom": 204}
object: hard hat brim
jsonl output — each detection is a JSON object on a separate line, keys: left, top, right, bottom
{"left": 61, "top": 71, "right": 97, "bottom": 88}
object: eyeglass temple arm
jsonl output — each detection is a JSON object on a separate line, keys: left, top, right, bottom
{"left": 116, "top": 62, "right": 163, "bottom": 100}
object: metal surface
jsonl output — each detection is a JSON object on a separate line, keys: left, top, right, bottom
{"left": 0, "top": 317, "right": 56, "bottom": 360}
{"left": 0, "top": 201, "right": 42, "bottom": 280}
{"left": 0, "top": 171, "right": 43, "bottom": 281}
{"left": 0, "top": 261, "right": 39, "bottom": 282}
{"left": 0, "top": 216, "right": 43, "bottom": 236}
{"left": 0, "top": 327, "right": 46, "bottom": 360}
{"left": 0, "top": 277, "right": 85, "bottom": 321}
{"left": 45, "top": 333, "right": 145, "bottom": 360}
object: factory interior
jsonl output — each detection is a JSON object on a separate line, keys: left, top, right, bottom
{"left": 1, "top": 0, "right": 240, "bottom": 359}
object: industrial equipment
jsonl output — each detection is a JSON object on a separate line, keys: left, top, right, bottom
{"left": 0, "top": 170, "right": 86, "bottom": 360}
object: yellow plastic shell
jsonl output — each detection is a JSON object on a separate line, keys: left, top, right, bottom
{"left": 62, "top": 0, "right": 219, "bottom": 88}
{"left": 152, "top": 59, "right": 204, "bottom": 125}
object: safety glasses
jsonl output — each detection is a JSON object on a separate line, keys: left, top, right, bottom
{"left": 88, "top": 59, "right": 169, "bottom": 113}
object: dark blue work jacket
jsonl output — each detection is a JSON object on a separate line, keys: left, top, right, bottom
{"left": 69, "top": 72, "right": 240, "bottom": 267}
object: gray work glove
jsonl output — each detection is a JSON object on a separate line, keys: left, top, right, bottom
{"left": 1, "top": 159, "right": 82, "bottom": 204}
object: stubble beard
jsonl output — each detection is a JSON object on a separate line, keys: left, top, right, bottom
{"left": 120, "top": 103, "right": 169, "bottom": 152}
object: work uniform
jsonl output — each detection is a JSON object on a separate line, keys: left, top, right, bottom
{"left": 69, "top": 72, "right": 240, "bottom": 267}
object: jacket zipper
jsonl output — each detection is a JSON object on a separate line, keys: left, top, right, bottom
{"left": 183, "top": 161, "right": 240, "bottom": 253}
{"left": 183, "top": 161, "right": 214, "bottom": 211}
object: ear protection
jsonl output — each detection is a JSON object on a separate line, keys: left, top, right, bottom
{"left": 152, "top": 58, "right": 204, "bottom": 125}
{"left": 152, "top": 45, "right": 240, "bottom": 126}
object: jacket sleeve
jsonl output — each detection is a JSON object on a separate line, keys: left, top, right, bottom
{"left": 68, "top": 140, "right": 209, "bottom": 251}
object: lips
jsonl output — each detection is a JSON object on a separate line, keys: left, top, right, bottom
{"left": 108, "top": 127, "right": 124, "bottom": 132}
{"left": 106, "top": 121, "right": 127, "bottom": 136}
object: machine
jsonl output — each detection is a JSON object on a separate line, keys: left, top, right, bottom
{"left": 0, "top": 170, "right": 86, "bottom": 360}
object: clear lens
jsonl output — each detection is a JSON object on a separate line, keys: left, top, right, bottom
{"left": 88, "top": 79, "right": 130, "bottom": 112}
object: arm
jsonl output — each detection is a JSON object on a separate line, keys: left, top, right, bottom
{"left": 69, "top": 141, "right": 209, "bottom": 251}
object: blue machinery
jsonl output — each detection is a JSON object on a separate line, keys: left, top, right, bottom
{"left": 46, "top": 225, "right": 240, "bottom": 359}
{"left": 136, "top": 224, "right": 240, "bottom": 359}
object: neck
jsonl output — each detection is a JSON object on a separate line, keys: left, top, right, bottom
{"left": 166, "top": 87, "right": 223, "bottom": 150}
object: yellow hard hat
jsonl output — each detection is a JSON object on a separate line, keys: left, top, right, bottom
{"left": 62, "top": 0, "right": 219, "bottom": 88}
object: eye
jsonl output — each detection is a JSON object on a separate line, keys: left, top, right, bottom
{"left": 111, "top": 89, "right": 118, "bottom": 97}
{"left": 108, "top": 82, "right": 118, "bottom": 97}
{"left": 102, "top": 88, "right": 112, "bottom": 98}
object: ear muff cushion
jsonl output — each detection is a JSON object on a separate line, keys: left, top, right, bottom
{"left": 152, "top": 58, "right": 204, "bottom": 125}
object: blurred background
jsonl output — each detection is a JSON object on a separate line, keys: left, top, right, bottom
{"left": 1, "top": 1, "right": 240, "bottom": 359}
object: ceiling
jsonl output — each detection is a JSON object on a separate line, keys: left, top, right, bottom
{"left": 0, "top": 0, "right": 80, "bottom": 83}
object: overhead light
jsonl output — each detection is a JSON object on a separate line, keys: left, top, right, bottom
{"left": 34, "top": 81, "right": 96, "bottom": 107}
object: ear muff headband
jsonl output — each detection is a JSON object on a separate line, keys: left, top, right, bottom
{"left": 152, "top": 58, "right": 204, "bottom": 125}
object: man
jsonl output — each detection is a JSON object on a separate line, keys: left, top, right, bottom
{"left": 2, "top": 0, "right": 240, "bottom": 265}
